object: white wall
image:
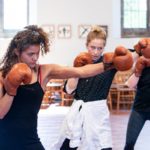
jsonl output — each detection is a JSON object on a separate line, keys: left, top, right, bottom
{"left": 38, "top": 0, "right": 141, "bottom": 65}
{"left": 0, "top": 0, "right": 141, "bottom": 66}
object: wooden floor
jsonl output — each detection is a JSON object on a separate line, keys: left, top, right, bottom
{"left": 111, "top": 111, "right": 150, "bottom": 150}
{"left": 38, "top": 104, "right": 150, "bottom": 150}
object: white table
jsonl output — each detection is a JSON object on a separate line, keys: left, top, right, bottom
{"left": 38, "top": 104, "right": 70, "bottom": 150}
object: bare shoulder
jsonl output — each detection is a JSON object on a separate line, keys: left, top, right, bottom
{"left": 39, "top": 64, "right": 61, "bottom": 83}
{"left": 40, "top": 64, "right": 58, "bottom": 75}
{"left": 39, "top": 63, "right": 75, "bottom": 80}
{"left": 40, "top": 64, "right": 68, "bottom": 74}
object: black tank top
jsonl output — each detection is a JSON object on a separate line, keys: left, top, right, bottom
{"left": 0, "top": 72, "right": 45, "bottom": 149}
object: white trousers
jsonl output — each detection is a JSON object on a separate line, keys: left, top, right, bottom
{"left": 50, "top": 100, "right": 112, "bottom": 150}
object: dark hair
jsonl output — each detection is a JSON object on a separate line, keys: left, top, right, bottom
{"left": 0, "top": 25, "right": 50, "bottom": 77}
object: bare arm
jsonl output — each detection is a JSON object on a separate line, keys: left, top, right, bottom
{"left": 0, "top": 77, "right": 14, "bottom": 119}
{"left": 40, "top": 63, "right": 104, "bottom": 91}
{"left": 42, "top": 63, "right": 105, "bottom": 85}
{"left": 65, "top": 78, "right": 79, "bottom": 94}
{"left": 125, "top": 52, "right": 140, "bottom": 89}
{"left": 131, "top": 51, "right": 139, "bottom": 68}
{"left": 125, "top": 73, "right": 139, "bottom": 89}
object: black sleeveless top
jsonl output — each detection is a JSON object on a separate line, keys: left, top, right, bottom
{"left": 0, "top": 81, "right": 45, "bottom": 150}
{"left": 133, "top": 67, "right": 150, "bottom": 112}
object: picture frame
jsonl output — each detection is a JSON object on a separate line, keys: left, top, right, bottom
{"left": 99, "top": 25, "right": 108, "bottom": 36}
{"left": 57, "top": 24, "right": 72, "bottom": 39}
{"left": 78, "top": 24, "right": 108, "bottom": 39}
{"left": 78, "top": 24, "right": 91, "bottom": 39}
{"left": 41, "top": 24, "right": 55, "bottom": 39}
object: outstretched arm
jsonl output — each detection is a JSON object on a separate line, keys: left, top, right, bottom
{"left": 42, "top": 62, "right": 105, "bottom": 83}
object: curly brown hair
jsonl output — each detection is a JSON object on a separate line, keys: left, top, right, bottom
{"left": 0, "top": 25, "right": 50, "bottom": 78}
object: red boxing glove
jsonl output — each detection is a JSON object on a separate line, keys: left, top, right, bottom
{"left": 4, "top": 63, "right": 32, "bottom": 96}
{"left": 103, "top": 46, "right": 133, "bottom": 71}
{"left": 73, "top": 52, "right": 93, "bottom": 67}
{"left": 113, "top": 46, "right": 133, "bottom": 71}
{"left": 134, "top": 38, "right": 150, "bottom": 58}
{"left": 135, "top": 56, "right": 150, "bottom": 77}
{"left": 102, "top": 52, "right": 114, "bottom": 70}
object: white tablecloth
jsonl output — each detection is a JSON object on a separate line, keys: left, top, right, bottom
{"left": 38, "top": 104, "right": 70, "bottom": 150}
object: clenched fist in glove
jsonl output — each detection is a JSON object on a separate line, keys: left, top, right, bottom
{"left": 102, "top": 52, "right": 114, "bottom": 70}
{"left": 134, "top": 56, "right": 150, "bottom": 77}
{"left": 103, "top": 46, "right": 133, "bottom": 71}
{"left": 4, "top": 63, "right": 32, "bottom": 96}
{"left": 134, "top": 38, "right": 150, "bottom": 58}
{"left": 73, "top": 52, "right": 93, "bottom": 67}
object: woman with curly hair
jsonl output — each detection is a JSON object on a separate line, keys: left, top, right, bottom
{"left": 0, "top": 25, "right": 107, "bottom": 150}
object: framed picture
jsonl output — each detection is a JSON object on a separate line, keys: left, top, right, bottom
{"left": 41, "top": 24, "right": 55, "bottom": 39}
{"left": 57, "top": 24, "right": 72, "bottom": 39}
{"left": 78, "top": 24, "right": 108, "bottom": 39}
{"left": 99, "top": 25, "right": 108, "bottom": 36}
{"left": 78, "top": 24, "right": 91, "bottom": 39}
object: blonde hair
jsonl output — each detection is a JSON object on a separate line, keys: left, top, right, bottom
{"left": 86, "top": 25, "right": 107, "bottom": 46}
